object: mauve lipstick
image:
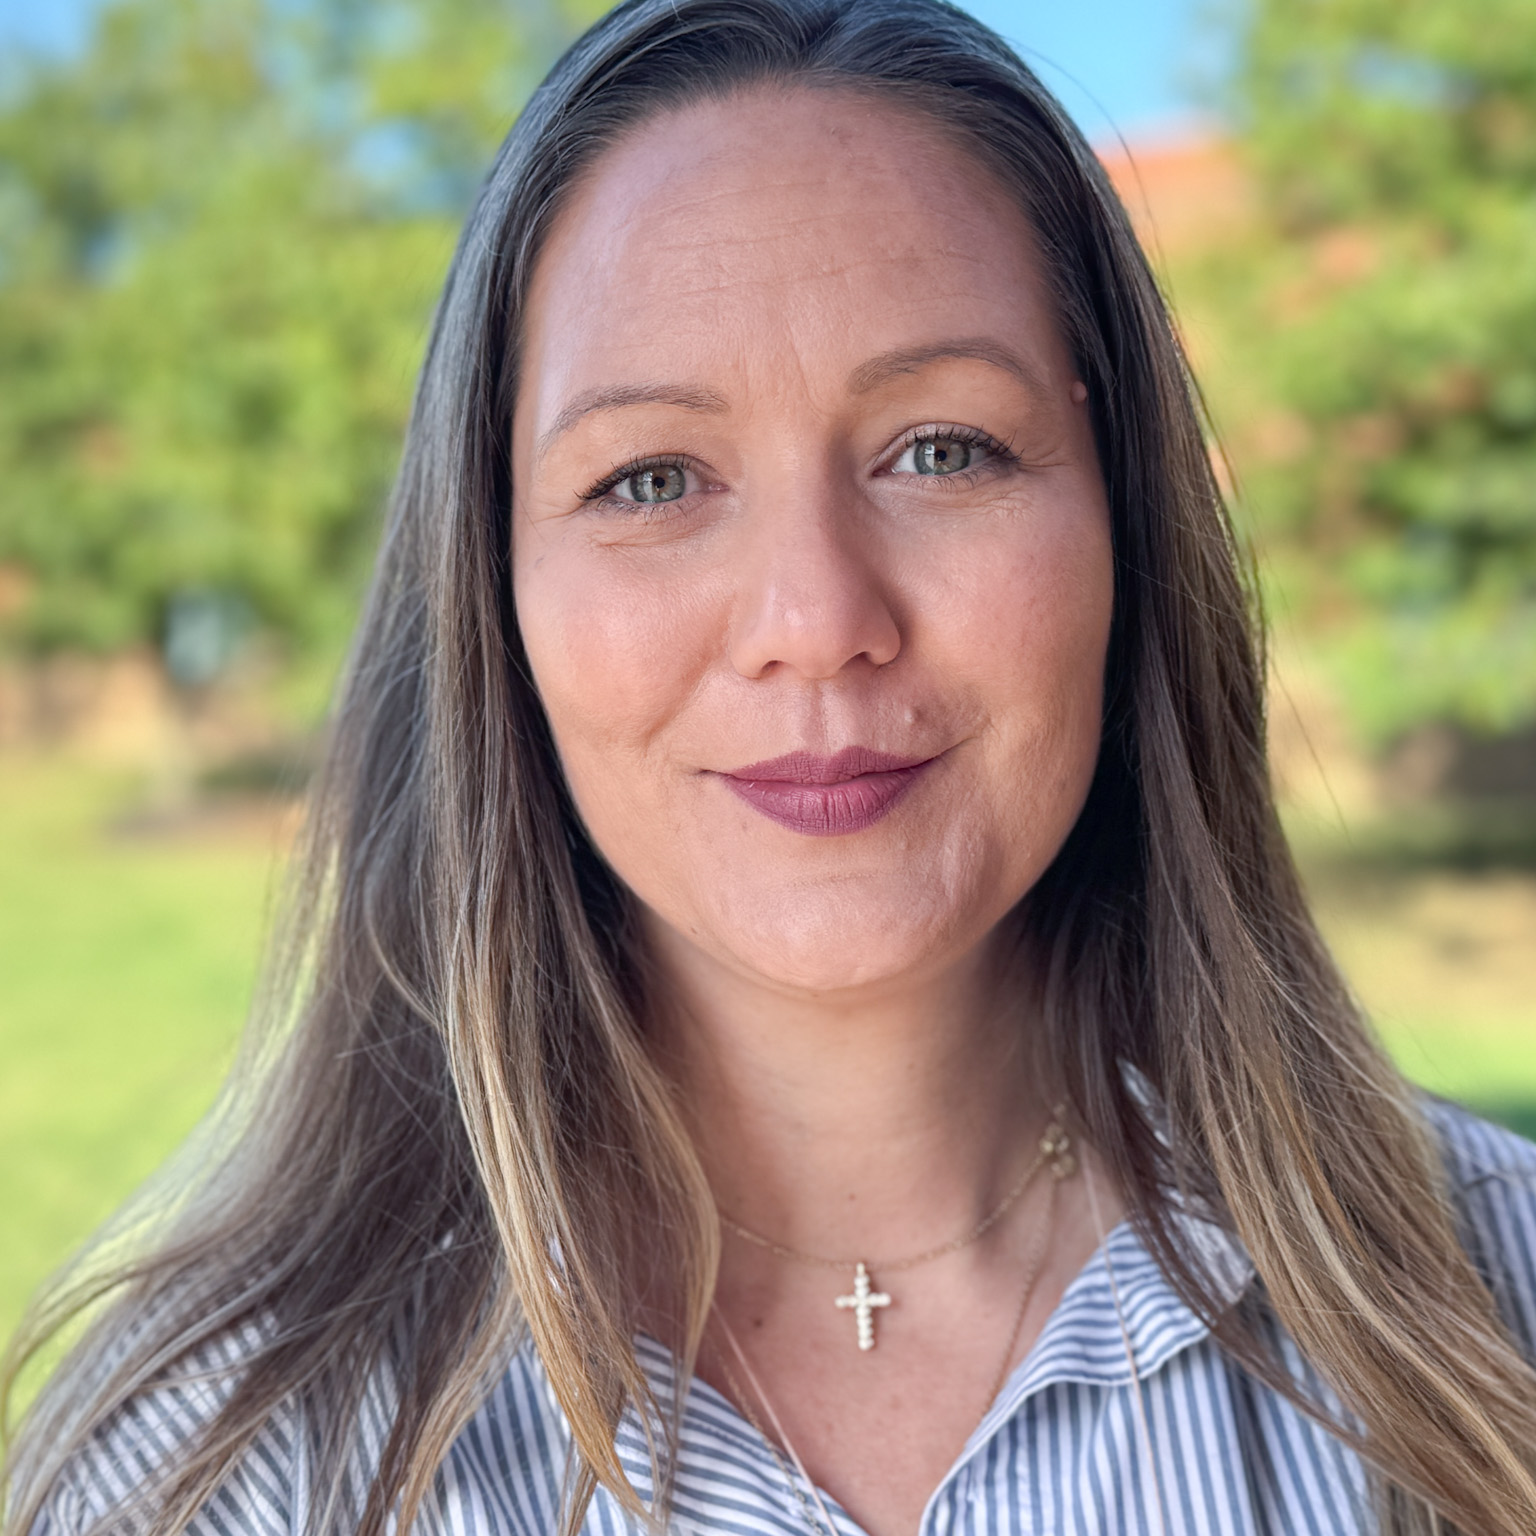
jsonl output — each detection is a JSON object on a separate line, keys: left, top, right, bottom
{"left": 718, "top": 746, "right": 936, "bottom": 836}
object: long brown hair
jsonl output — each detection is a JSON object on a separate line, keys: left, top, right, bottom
{"left": 7, "top": 1, "right": 1536, "bottom": 1532}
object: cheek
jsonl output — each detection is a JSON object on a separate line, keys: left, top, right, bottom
{"left": 513, "top": 540, "right": 713, "bottom": 775}
{"left": 937, "top": 507, "right": 1113, "bottom": 788}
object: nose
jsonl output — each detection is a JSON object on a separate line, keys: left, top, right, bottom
{"left": 727, "top": 478, "right": 903, "bottom": 682}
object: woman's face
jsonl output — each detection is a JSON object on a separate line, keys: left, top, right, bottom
{"left": 512, "top": 87, "right": 1114, "bottom": 997}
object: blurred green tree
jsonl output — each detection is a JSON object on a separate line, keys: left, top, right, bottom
{"left": 0, "top": 0, "right": 567, "bottom": 694}
{"left": 1225, "top": 0, "right": 1536, "bottom": 741}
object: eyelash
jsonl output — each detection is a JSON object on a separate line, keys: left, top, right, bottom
{"left": 577, "top": 425, "right": 1018, "bottom": 507}
{"left": 891, "top": 423, "right": 1018, "bottom": 479}
{"left": 579, "top": 453, "right": 692, "bottom": 508}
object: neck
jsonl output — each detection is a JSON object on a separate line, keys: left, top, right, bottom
{"left": 642, "top": 914, "right": 1053, "bottom": 1261}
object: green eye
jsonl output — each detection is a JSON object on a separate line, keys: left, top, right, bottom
{"left": 911, "top": 437, "right": 975, "bottom": 475}
{"left": 619, "top": 465, "right": 688, "bottom": 503}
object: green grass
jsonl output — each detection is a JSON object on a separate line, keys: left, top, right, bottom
{"left": 3, "top": 754, "right": 1535, "bottom": 1357}
{"left": 1304, "top": 856, "right": 1536, "bottom": 1140}
{"left": 0, "top": 756, "right": 283, "bottom": 1347}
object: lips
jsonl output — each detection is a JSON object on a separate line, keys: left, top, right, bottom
{"left": 718, "top": 746, "right": 937, "bottom": 837}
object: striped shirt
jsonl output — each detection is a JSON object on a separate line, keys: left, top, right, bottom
{"left": 41, "top": 1099, "right": 1536, "bottom": 1536}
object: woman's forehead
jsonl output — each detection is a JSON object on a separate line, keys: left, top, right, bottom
{"left": 516, "top": 86, "right": 1068, "bottom": 427}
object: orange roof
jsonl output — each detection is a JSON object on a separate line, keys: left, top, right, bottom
{"left": 1096, "top": 137, "right": 1251, "bottom": 254}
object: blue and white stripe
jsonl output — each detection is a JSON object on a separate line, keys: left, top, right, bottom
{"left": 41, "top": 1100, "right": 1536, "bottom": 1536}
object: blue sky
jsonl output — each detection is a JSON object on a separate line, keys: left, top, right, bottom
{"left": 959, "top": 0, "right": 1232, "bottom": 143}
{"left": 0, "top": 0, "right": 1231, "bottom": 143}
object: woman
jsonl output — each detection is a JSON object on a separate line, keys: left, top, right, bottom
{"left": 8, "top": 0, "right": 1536, "bottom": 1532}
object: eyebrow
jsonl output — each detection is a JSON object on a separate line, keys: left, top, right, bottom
{"left": 536, "top": 382, "right": 729, "bottom": 458}
{"left": 847, "top": 339, "right": 1055, "bottom": 402}
{"left": 535, "top": 341, "right": 1052, "bottom": 458}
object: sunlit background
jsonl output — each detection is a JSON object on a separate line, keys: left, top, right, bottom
{"left": 2, "top": 0, "right": 1534, "bottom": 1349}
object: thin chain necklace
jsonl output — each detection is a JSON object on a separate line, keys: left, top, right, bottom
{"left": 717, "top": 1110, "right": 1077, "bottom": 1351}
{"left": 713, "top": 1330, "right": 841, "bottom": 1536}
{"left": 710, "top": 1126, "right": 1073, "bottom": 1536}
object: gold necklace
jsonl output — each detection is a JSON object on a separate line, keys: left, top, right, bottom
{"left": 713, "top": 1330, "right": 841, "bottom": 1536}
{"left": 717, "top": 1110, "right": 1076, "bottom": 1352}
{"left": 711, "top": 1153, "right": 1069, "bottom": 1536}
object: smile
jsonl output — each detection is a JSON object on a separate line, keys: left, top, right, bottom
{"left": 717, "top": 747, "right": 939, "bottom": 836}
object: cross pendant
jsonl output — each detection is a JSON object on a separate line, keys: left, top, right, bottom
{"left": 833, "top": 1262, "right": 892, "bottom": 1351}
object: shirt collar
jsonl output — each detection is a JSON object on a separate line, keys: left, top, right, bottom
{"left": 967, "top": 1209, "right": 1253, "bottom": 1452}
{"left": 604, "top": 1213, "right": 1255, "bottom": 1518}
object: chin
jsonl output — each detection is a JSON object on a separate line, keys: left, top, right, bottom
{"left": 703, "top": 879, "right": 996, "bottom": 997}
